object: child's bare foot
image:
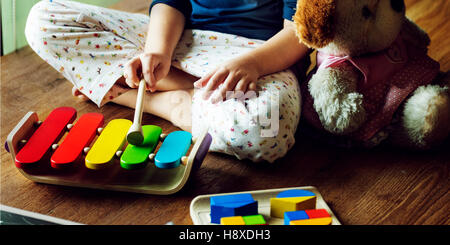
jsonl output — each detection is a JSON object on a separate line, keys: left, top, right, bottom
{"left": 71, "top": 86, "right": 89, "bottom": 101}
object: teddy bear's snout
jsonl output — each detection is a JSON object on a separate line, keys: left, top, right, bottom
{"left": 390, "top": 0, "right": 405, "bottom": 13}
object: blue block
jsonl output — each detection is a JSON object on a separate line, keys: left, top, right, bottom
{"left": 284, "top": 210, "right": 309, "bottom": 225}
{"left": 210, "top": 193, "right": 254, "bottom": 205}
{"left": 210, "top": 194, "right": 258, "bottom": 224}
{"left": 276, "top": 189, "right": 316, "bottom": 198}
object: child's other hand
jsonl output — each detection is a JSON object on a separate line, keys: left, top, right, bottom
{"left": 194, "top": 56, "right": 260, "bottom": 103}
{"left": 123, "top": 52, "right": 171, "bottom": 92}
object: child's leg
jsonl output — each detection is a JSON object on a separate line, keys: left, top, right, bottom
{"left": 112, "top": 89, "right": 194, "bottom": 132}
{"left": 73, "top": 66, "right": 197, "bottom": 99}
{"left": 191, "top": 70, "right": 301, "bottom": 163}
{"left": 112, "top": 66, "right": 198, "bottom": 131}
{"left": 144, "top": 66, "right": 197, "bottom": 91}
{"left": 168, "top": 30, "right": 302, "bottom": 163}
{"left": 25, "top": 0, "right": 150, "bottom": 106}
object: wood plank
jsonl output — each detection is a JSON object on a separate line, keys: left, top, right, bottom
{"left": 405, "top": 0, "right": 450, "bottom": 70}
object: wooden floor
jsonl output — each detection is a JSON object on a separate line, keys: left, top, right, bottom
{"left": 1, "top": 0, "right": 448, "bottom": 225}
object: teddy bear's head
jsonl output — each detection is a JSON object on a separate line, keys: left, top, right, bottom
{"left": 294, "top": 0, "right": 406, "bottom": 56}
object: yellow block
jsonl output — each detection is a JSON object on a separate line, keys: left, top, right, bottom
{"left": 270, "top": 196, "right": 316, "bottom": 218}
{"left": 85, "top": 119, "right": 132, "bottom": 169}
{"left": 221, "top": 216, "right": 246, "bottom": 225}
{"left": 290, "top": 217, "right": 332, "bottom": 225}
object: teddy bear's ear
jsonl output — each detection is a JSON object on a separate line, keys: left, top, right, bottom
{"left": 293, "top": 0, "right": 336, "bottom": 49}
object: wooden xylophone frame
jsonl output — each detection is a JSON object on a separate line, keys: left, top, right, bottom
{"left": 5, "top": 111, "right": 212, "bottom": 195}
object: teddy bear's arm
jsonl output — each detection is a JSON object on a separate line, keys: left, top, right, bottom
{"left": 308, "top": 63, "right": 366, "bottom": 135}
{"left": 400, "top": 18, "right": 431, "bottom": 51}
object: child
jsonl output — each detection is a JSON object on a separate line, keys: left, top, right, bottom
{"left": 25, "top": 0, "right": 309, "bottom": 163}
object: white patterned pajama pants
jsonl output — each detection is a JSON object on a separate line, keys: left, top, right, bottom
{"left": 25, "top": 0, "right": 302, "bottom": 163}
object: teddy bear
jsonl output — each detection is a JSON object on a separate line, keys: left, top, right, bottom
{"left": 292, "top": 0, "right": 450, "bottom": 149}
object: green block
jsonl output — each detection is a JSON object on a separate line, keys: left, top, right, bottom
{"left": 243, "top": 215, "right": 266, "bottom": 225}
{"left": 120, "top": 125, "right": 162, "bottom": 170}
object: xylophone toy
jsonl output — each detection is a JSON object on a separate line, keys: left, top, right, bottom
{"left": 5, "top": 107, "right": 212, "bottom": 195}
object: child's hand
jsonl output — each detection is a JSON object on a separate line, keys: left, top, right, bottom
{"left": 194, "top": 56, "right": 260, "bottom": 103}
{"left": 123, "top": 52, "right": 171, "bottom": 92}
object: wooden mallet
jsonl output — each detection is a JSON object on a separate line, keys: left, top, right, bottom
{"left": 126, "top": 79, "right": 146, "bottom": 145}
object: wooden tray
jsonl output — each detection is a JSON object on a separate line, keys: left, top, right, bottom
{"left": 190, "top": 186, "right": 341, "bottom": 225}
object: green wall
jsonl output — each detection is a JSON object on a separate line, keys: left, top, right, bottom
{"left": 1, "top": 0, "right": 121, "bottom": 55}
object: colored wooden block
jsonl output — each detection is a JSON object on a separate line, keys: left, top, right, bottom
{"left": 243, "top": 215, "right": 266, "bottom": 225}
{"left": 154, "top": 131, "right": 192, "bottom": 169}
{"left": 221, "top": 215, "right": 267, "bottom": 225}
{"left": 50, "top": 113, "right": 104, "bottom": 169}
{"left": 305, "top": 209, "right": 330, "bottom": 219}
{"left": 270, "top": 189, "right": 317, "bottom": 218}
{"left": 276, "top": 189, "right": 316, "bottom": 198}
{"left": 220, "top": 216, "right": 246, "bottom": 225}
{"left": 120, "top": 125, "right": 162, "bottom": 170}
{"left": 284, "top": 210, "right": 309, "bottom": 225}
{"left": 85, "top": 119, "right": 132, "bottom": 170}
{"left": 210, "top": 193, "right": 258, "bottom": 224}
{"left": 211, "top": 193, "right": 254, "bottom": 205}
{"left": 270, "top": 196, "right": 316, "bottom": 218}
{"left": 15, "top": 107, "right": 77, "bottom": 168}
{"left": 290, "top": 217, "right": 332, "bottom": 225}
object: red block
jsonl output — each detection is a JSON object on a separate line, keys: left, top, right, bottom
{"left": 305, "top": 209, "right": 330, "bottom": 219}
